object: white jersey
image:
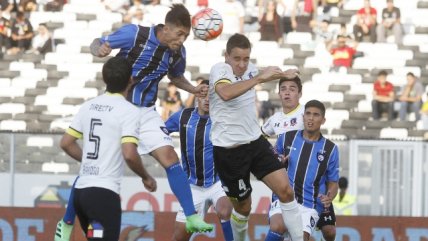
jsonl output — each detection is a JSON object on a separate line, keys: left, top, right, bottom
{"left": 261, "top": 105, "right": 304, "bottom": 136}
{"left": 67, "top": 93, "right": 141, "bottom": 194}
{"left": 209, "top": 62, "right": 260, "bottom": 147}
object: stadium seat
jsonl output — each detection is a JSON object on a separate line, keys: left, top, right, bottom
{"left": 0, "top": 120, "right": 26, "bottom": 131}
{"left": 0, "top": 103, "right": 25, "bottom": 115}
{"left": 380, "top": 128, "right": 408, "bottom": 139}
{"left": 0, "top": 78, "right": 10, "bottom": 88}
{"left": 26, "top": 136, "right": 54, "bottom": 147}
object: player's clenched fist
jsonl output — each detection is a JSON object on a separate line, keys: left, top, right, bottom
{"left": 97, "top": 42, "right": 112, "bottom": 57}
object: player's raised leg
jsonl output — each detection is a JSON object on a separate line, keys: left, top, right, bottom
{"left": 54, "top": 177, "right": 78, "bottom": 241}
{"left": 263, "top": 169, "right": 304, "bottom": 241}
{"left": 150, "top": 146, "right": 213, "bottom": 233}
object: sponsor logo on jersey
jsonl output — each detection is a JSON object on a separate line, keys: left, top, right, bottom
{"left": 160, "top": 126, "right": 169, "bottom": 135}
{"left": 310, "top": 216, "right": 316, "bottom": 227}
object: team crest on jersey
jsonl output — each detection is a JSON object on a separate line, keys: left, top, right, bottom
{"left": 160, "top": 126, "right": 169, "bottom": 135}
{"left": 317, "top": 150, "right": 326, "bottom": 162}
{"left": 310, "top": 216, "right": 315, "bottom": 227}
{"left": 290, "top": 118, "right": 297, "bottom": 126}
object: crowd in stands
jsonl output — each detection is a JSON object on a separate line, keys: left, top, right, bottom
{"left": 0, "top": 0, "right": 427, "bottom": 131}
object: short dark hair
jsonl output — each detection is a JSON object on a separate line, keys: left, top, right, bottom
{"left": 407, "top": 72, "right": 415, "bottom": 77}
{"left": 378, "top": 70, "right": 388, "bottom": 76}
{"left": 322, "top": 19, "right": 331, "bottom": 24}
{"left": 102, "top": 56, "right": 132, "bottom": 93}
{"left": 338, "top": 176, "right": 348, "bottom": 189}
{"left": 165, "top": 4, "right": 191, "bottom": 29}
{"left": 305, "top": 99, "right": 326, "bottom": 117}
{"left": 226, "top": 33, "right": 251, "bottom": 55}
{"left": 200, "top": 79, "right": 209, "bottom": 86}
{"left": 279, "top": 76, "right": 302, "bottom": 93}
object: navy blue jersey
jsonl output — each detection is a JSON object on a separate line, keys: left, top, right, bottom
{"left": 165, "top": 108, "right": 218, "bottom": 187}
{"left": 276, "top": 130, "right": 339, "bottom": 210}
{"left": 101, "top": 24, "right": 186, "bottom": 107}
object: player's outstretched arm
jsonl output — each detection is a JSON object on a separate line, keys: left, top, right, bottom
{"left": 215, "top": 66, "right": 291, "bottom": 101}
{"left": 60, "top": 133, "right": 82, "bottom": 162}
{"left": 169, "top": 75, "right": 208, "bottom": 98}
{"left": 90, "top": 38, "right": 112, "bottom": 57}
{"left": 122, "top": 143, "right": 157, "bottom": 192}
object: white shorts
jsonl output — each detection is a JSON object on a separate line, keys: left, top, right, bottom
{"left": 137, "top": 106, "right": 174, "bottom": 155}
{"left": 269, "top": 200, "right": 319, "bottom": 235}
{"left": 176, "top": 181, "right": 227, "bottom": 222}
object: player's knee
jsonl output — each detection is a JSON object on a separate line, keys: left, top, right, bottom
{"left": 322, "top": 226, "right": 336, "bottom": 241}
{"left": 217, "top": 207, "right": 233, "bottom": 220}
{"left": 233, "top": 198, "right": 252, "bottom": 216}
{"left": 269, "top": 219, "right": 287, "bottom": 234}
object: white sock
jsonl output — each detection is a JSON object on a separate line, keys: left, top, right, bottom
{"left": 280, "top": 200, "right": 304, "bottom": 241}
{"left": 230, "top": 209, "right": 248, "bottom": 241}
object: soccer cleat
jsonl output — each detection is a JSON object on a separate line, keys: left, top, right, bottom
{"left": 54, "top": 219, "right": 73, "bottom": 241}
{"left": 185, "top": 214, "right": 214, "bottom": 233}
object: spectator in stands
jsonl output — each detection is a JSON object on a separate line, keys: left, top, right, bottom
{"left": 398, "top": 72, "right": 424, "bottom": 121}
{"left": 321, "top": 0, "right": 343, "bottom": 8}
{"left": 41, "top": 0, "right": 64, "bottom": 11}
{"left": 353, "top": 0, "right": 377, "bottom": 43}
{"left": 102, "top": 0, "right": 130, "bottom": 15}
{"left": 144, "top": 0, "right": 170, "bottom": 26}
{"left": 376, "top": 0, "right": 403, "bottom": 45}
{"left": 161, "top": 82, "right": 183, "bottom": 121}
{"left": 18, "top": 0, "right": 37, "bottom": 12}
{"left": 420, "top": 93, "right": 428, "bottom": 130}
{"left": 258, "top": 0, "right": 283, "bottom": 44}
{"left": 123, "top": 0, "right": 145, "bottom": 23}
{"left": 129, "top": 8, "right": 152, "bottom": 26}
{"left": 8, "top": 11, "right": 33, "bottom": 55}
{"left": 28, "top": 23, "right": 53, "bottom": 55}
{"left": 0, "top": 7, "right": 11, "bottom": 57}
{"left": 184, "top": 76, "right": 205, "bottom": 108}
{"left": 337, "top": 23, "right": 353, "bottom": 39}
{"left": 371, "top": 70, "right": 395, "bottom": 120}
{"left": 291, "top": 0, "right": 317, "bottom": 32}
{"left": 274, "top": 0, "right": 295, "bottom": 36}
{"left": 210, "top": 0, "right": 245, "bottom": 38}
{"left": 0, "top": 0, "right": 14, "bottom": 15}
{"left": 313, "top": 19, "right": 334, "bottom": 47}
{"left": 328, "top": 34, "right": 357, "bottom": 72}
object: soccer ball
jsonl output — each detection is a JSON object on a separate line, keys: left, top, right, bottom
{"left": 191, "top": 8, "right": 223, "bottom": 41}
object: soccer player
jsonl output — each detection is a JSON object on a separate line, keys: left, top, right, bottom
{"left": 273, "top": 100, "right": 339, "bottom": 241}
{"left": 88, "top": 3, "right": 213, "bottom": 234}
{"left": 261, "top": 76, "right": 304, "bottom": 137}
{"left": 208, "top": 33, "right": 303, "bottom": 241}
{"left": 166, "top": 80, "right": 234, "bottom": 241}
{"left": 58, "top": 56, "right": 157, "bottom": 241}
{"left": 262, "top": 76, "right": 337, "bottom": 241}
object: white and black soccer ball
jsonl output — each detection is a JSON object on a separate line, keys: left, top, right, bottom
{"left": 191, "top": 8, "right": 223, "bottom": 41}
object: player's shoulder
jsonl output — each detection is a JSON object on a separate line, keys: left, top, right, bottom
{"left": 211, "top": 62, "right": 233, "bottom": 73}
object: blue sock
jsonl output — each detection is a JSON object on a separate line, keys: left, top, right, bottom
{"left": 63, "top": 176, "right": 78, "bottom": 225}
{"left": 265, "top": 230, "right": 284, "bottom": 241}
{"left": 221, "top": 220, "right": 234, "bottom": 241}
{"left": 165, "top": 162, "right": 196, "bottom": 217}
